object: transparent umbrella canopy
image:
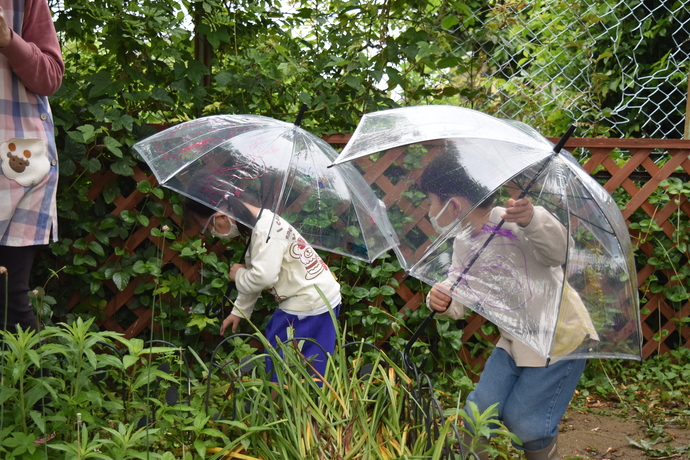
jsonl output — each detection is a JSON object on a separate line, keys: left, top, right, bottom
{"left": 133, "top": 113, "right": 395, "bottom": 263}
{"left": 331, "top": 105, "right": 642, "bottom": 363}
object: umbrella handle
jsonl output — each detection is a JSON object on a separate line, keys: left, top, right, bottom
{"left": 204, "top": 281, "right": 236, "bottom": 319}
{"left": 403, "top": 310, "right": 437, "bottom": 372}
{"left": 204, "top": 304, "right": 222, "bottom": 319}
{"left": 204, "top": 301, "right": 224, "bottom": 319}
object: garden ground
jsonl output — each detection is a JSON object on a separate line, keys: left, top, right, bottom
{"left": 559, "top": 395, "right": 690, "bottom": 460}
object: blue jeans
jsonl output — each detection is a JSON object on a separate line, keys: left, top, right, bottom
{"left": 465, "top": 347, "right": 586, "bottom": 451}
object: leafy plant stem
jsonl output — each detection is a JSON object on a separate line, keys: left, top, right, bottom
{"left": 77, "top": 413, "right": 82, "bottom": 460}
{"left": 596, "top": 359, "right": 627, "bottom": 412}
{"left": 0, "top": 267, "right": 7, "bottom": 435}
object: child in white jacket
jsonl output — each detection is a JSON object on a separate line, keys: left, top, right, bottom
{"left": 183, "top": 196, "right": 341, "bottom": 384}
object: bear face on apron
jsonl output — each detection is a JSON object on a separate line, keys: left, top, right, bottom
{"left": 1, "top": 138, "right": 49, "bottom": 186}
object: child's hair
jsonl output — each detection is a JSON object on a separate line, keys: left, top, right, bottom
{"left": 418, "top": 145, "right": 495, "bottom": 209}
{"left": 180, "top": 166, "right": 260, "bottom": 237}
{"left": 182, "top": 195, "right": 256, "bottom": 238}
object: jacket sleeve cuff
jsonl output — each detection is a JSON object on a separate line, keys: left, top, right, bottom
{"left": 230, "top": 293, "right": 258, "bottom": 319}
{"left": 521, "top": 206, "right": 545, "bottom": 233}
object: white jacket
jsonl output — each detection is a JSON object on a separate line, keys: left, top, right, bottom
{"left": 230, "top": 210, "right": 341, "bottom": 320}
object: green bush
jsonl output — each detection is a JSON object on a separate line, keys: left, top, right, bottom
{"left": 0, "top": 316, "right": 516, "bottom": 459}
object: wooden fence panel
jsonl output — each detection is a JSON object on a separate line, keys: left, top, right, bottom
{"left": 68, "top": 136, "right": 690, "bottom": 364}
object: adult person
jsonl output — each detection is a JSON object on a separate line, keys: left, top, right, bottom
{"left": 419, "top": 150, "right": 594, "bottom": 460}
{"left": 0, "top": 0, "right": 64, "bottom": 333}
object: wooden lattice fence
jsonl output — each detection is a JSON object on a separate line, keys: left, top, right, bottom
{"left": 66, "top": 136, "right": 690, "bottom": 363}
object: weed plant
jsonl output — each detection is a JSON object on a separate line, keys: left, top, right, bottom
{"left": 0, "top": 316, "right": 517, "bottom": 459}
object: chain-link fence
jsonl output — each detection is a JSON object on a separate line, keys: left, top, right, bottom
{"left": 445, "top": 0, "right": 690, "bottom": 139}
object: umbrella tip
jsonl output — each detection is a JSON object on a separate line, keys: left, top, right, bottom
{"left": 294, "top": 103, "right": 308, "bottom": 127}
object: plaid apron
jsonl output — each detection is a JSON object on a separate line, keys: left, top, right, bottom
{"left": 0, "top": 0, "right": 59, "bottom": 246}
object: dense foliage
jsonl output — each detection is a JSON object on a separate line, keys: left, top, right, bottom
{"left": 1, "top": 320, "right": 688, "bottom": 459}
{"left": 40, "top": 0, "right": 497, "bottom": 370}
{"left": 33, "top": 0, "right": 690, "bottom": 381}
{"left": 6, "top": 0, "right": 690, "bottom": 458}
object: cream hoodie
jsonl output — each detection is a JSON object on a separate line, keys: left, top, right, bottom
{"left": 428, "top": 206, "right": 596, "bottom": 367}
{"left": 231, "top": 210, "right": 341, "bottom": 320}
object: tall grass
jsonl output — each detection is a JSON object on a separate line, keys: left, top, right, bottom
{"left": 0, "top": 315, "right": 515, "bottom": 459}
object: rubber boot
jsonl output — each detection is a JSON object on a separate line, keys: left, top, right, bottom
{"left": 524, "top": 434, "right": 558, "bottom": 460}
{"left": 462, "top": 432, "right": 490, "bottom": 460}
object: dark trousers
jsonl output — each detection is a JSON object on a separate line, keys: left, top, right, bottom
{"left": 0, "top": 245, "right": 39, "bottom": 333}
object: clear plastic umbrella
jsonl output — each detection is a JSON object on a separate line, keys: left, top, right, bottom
{"left": 133, "top": 111, "right": 395, "bottom": 263}
{"left": 331, "top": 105, "right": 642, "bottom": 363}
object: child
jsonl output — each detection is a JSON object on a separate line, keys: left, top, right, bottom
{"left": 418, "top": 151, "right": 589, "bottom": 460}
{"left": 183, "top": 195, "right": 342, "bottom": 383}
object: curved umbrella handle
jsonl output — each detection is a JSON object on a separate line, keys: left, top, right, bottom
{"left": 204, "top": 282, "right": 235, "bottom": 319}
{"left": 204, "top": 303, "right": 223, "bottom": 319}
{"left": 403, "top": 310, "right": 437, "bottom": 372}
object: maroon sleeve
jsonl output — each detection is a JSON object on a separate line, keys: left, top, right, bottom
{"left": 0, "top": 0, "right": 64, "bottom": 96}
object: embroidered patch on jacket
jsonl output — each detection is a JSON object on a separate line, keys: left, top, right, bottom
{"left": 0, "top": 138, "right": 50, "bottom": 186}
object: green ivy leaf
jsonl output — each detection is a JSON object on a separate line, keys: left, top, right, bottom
{"left": 186, "top": 314, "right": 217, "bottom": 332}
{"left": 120, "top": 210, "right": 136, "bottom": 224}
{"left": 81, "top": 157, "right": 102, "bottom": 174}
{"left": 151, "top": 87, "right": 175, "bottom": 106}
{"left": 102, "top": 181, "right": 120, "bottom": 204}
{"left": 441, "top": 15, "right": 459, "bottom": 29}
{"left": 103, "top": 136, "right": 123, "bottom": 157}
{"left": 88, "top": 241, "right": 105, "bottom": 257}
{"left": 87, "top": 70, "right": 115, "bottom": 98}
{"left": 112, "top": 271, "right": 130, "bottom": 290}
{"left": 111, "top": 157, "right": 135, "bottom": 176}
{"left": 73, "top": 238, "right": 88, "bottom": 251}
{"left": 380, "top": 286, "right": 396, "bottom": 296}
{"left": 132, "top": 260, "right": 148, "bottom": 274}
